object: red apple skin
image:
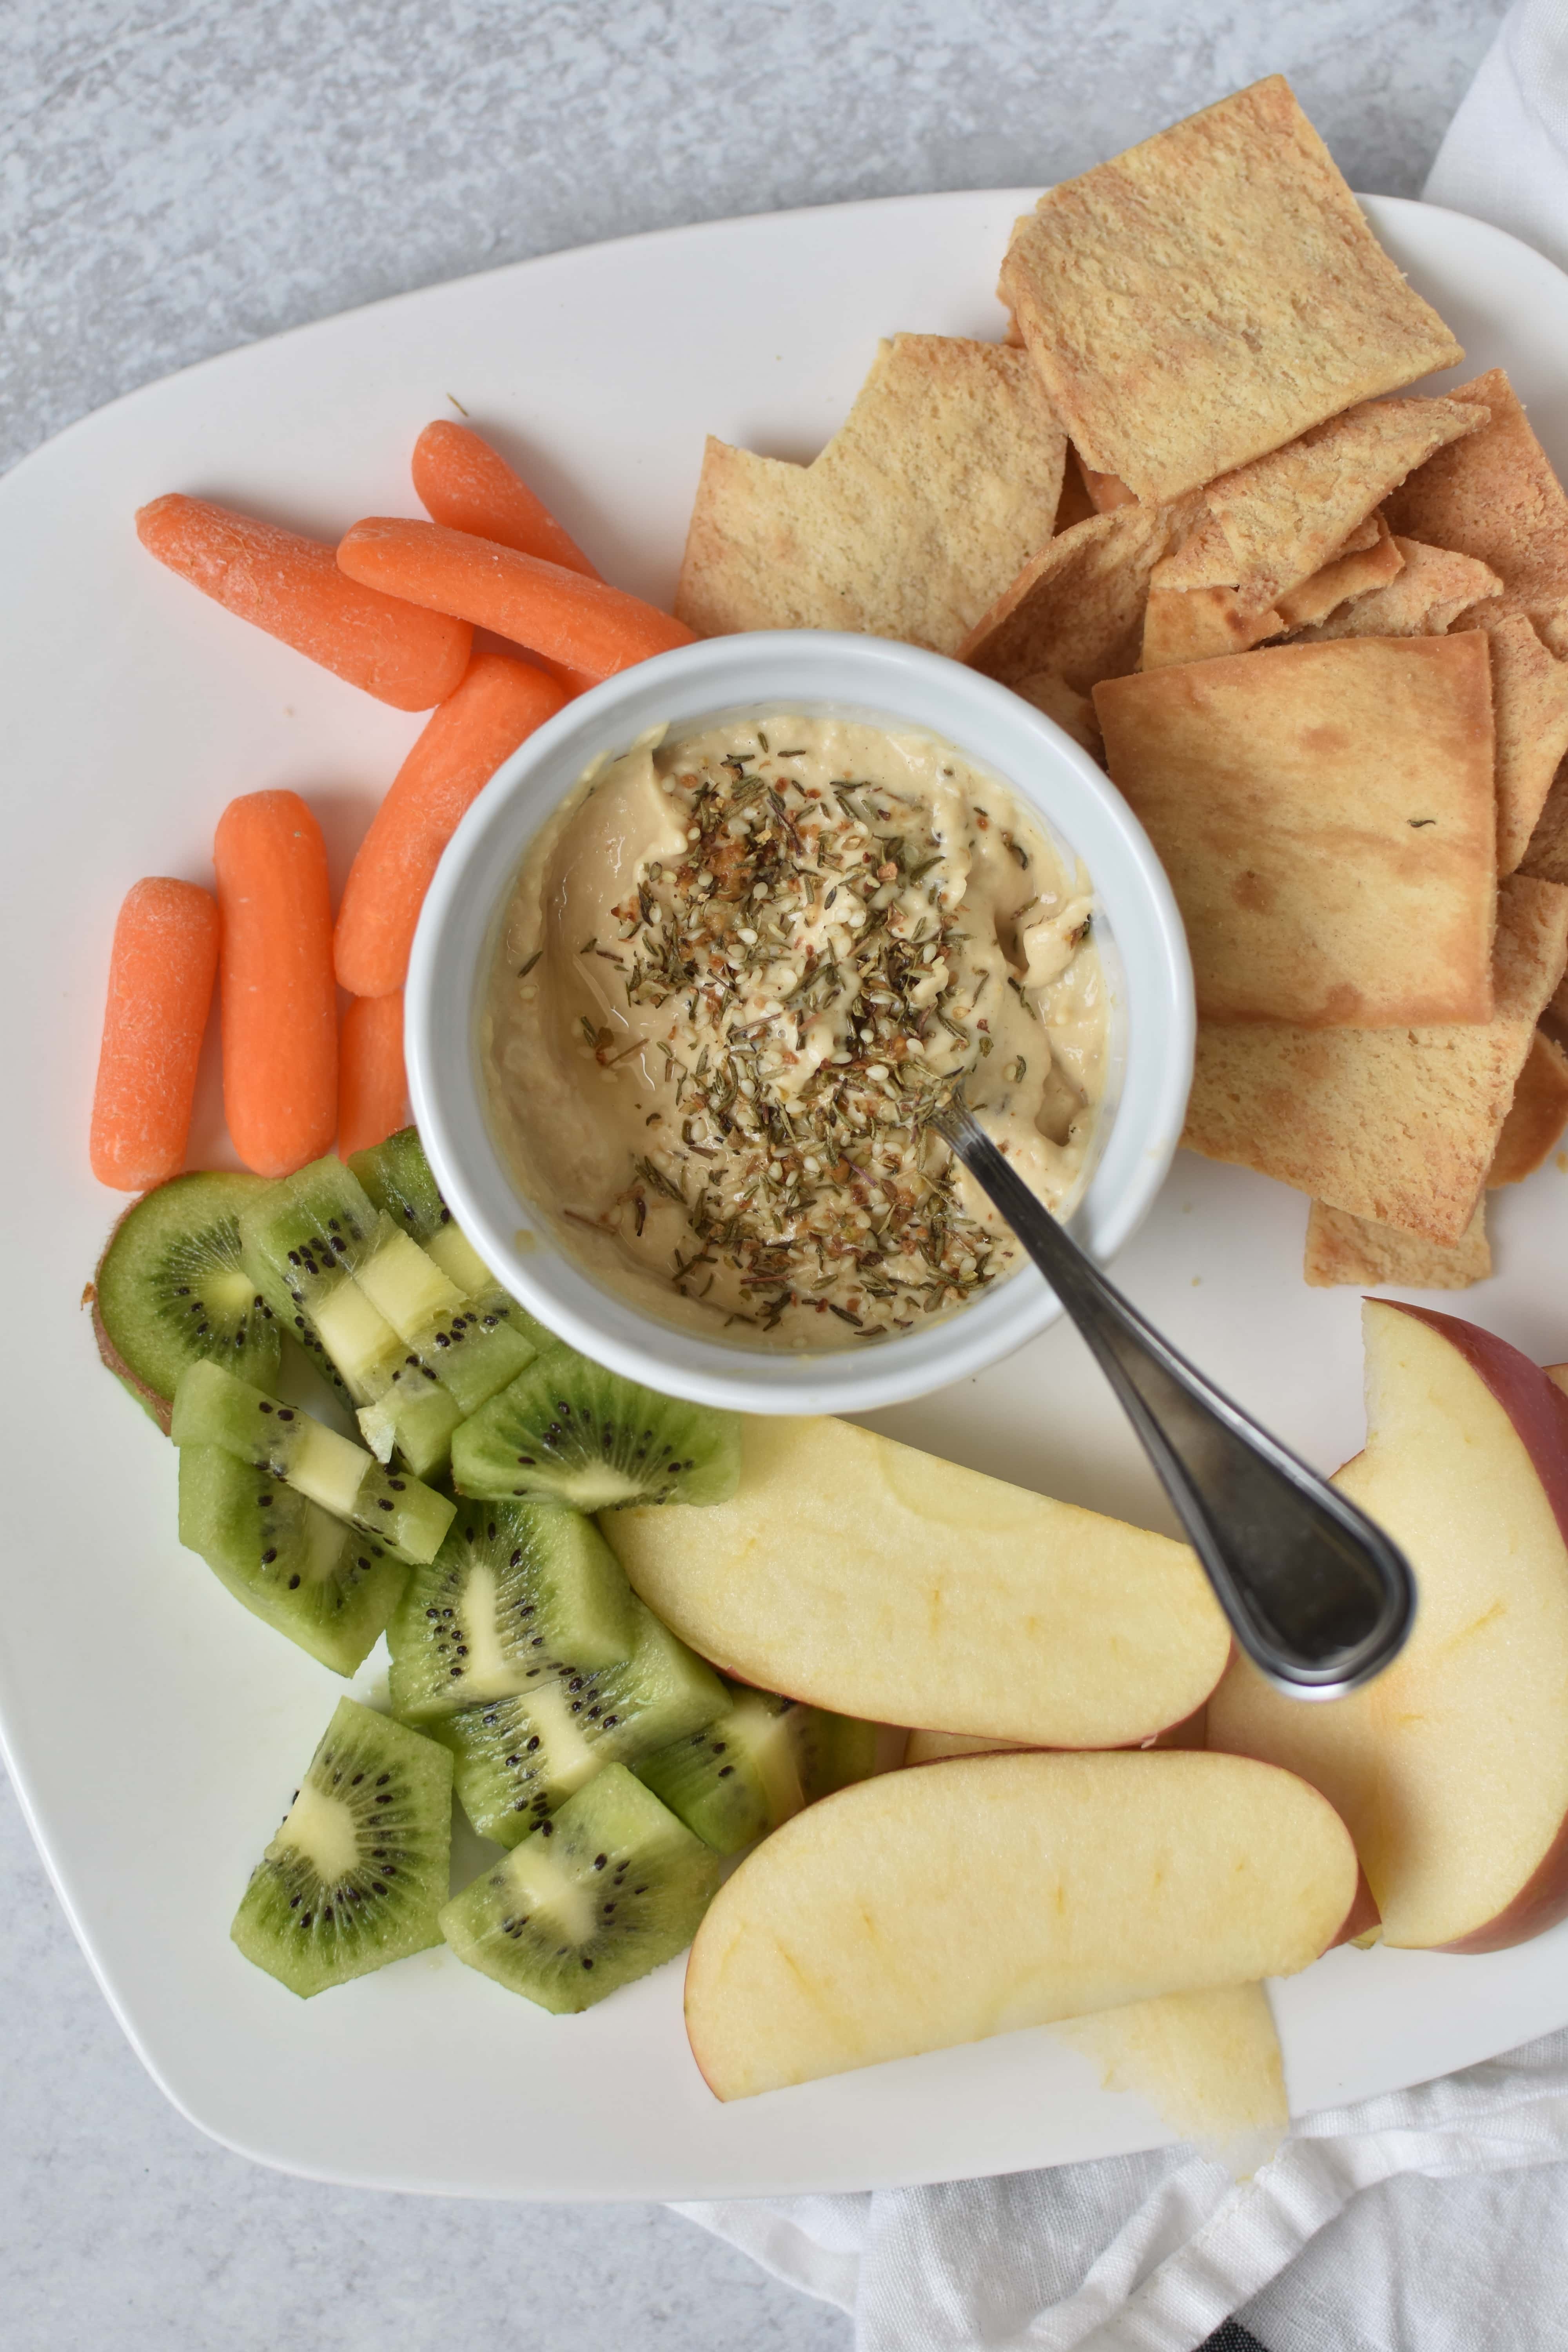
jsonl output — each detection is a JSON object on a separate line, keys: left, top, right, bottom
{"left": 1375, "top": 1305, "right": 1568, "bottom": 1953}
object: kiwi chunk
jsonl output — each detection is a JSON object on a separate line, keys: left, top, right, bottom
{"left": 428, "top": 1595, "right": 727, "bottom": 1845}
{"left": 354, "top": 1212, "right": 541, "bottom": 1415}
{"left": 231, "top": 1698, "right": 452, "bottom": 1997}
{"left": 92, "top": 1172, "right": 282, "bottom": 1430}
{"left": 452, "top": 1350, "right": 742, "bottom": 1510}
{"left": 387, "top": 1501, "right": 635, "bottom": 1722}
{"left": 350, "top": 1125, "right": 495, "bottom": 1296}
{"left": 439, "top": 1763, "right": 719, "bottom": 2011}
{"left": 636, "top": 1682, "right": 878, "bottom": 1854}
{"left": 178, "top": 1445, "right": 409, "bottom": 1676}
{"left": 171, "top": 1359, "right": 455, "bottom": 1566}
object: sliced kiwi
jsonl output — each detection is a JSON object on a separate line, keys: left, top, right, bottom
{"left": 239, "top": 1160, "right": 400, "bottom": 1404}
{"left": 178, "top": 1445, "right": 409, "bottom": 1677}
{"left": 352, "top": 1212, "right": 541, "bottom": 1414}
{"left": 231, "top": 1697, "right": 452, "bottom": 1996}
{"left": 91, "top": 1172, "right": 282, "bottom": 1430}
{"left": 428, "top": 1594, "right": 727, "bottom": 1845}
{"left": 439, "top": 1763, "right": 719, "bottom": 2011}
{"left": 451, "top": 1350, "right": 742, "bottom": 1510}
{"left": 170, "top": 1359, "right": 455, "bottom": 1566}
{"left": 350, "top": 1125, "right": 495, "bottom": 1296}
{"left": 635, "top": 1682, "right": 878, "bottom": 1854}
{"left": 387, "top": 1501, "right": 635, "bottom": 1722}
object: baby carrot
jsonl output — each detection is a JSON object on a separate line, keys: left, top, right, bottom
{"left": 335, "top": 651, "right": 567, "bottom": 998}
{"left": 338, "top": 993, "right": 408, "bottom": 1160}
{"left": 214, "top": 791, "right": 338, "bottom": 1179}
{"left": 136, "top": 495, "right": 473, "bottom": 710}
{"left": 337, "top": 517, "right": 696, "bottom": 677}
{"left": 90, "top": 878, "right": 220, "bottom": 1191}
{"left": 412, "top": 421, "right": 600, "bottom": 577}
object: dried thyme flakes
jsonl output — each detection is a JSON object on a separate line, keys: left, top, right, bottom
{"left": 570, "top": 738, "right": 1061, "bottom": 1339}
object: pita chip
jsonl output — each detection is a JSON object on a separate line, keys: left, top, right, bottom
{"left": 998, "top": 78, "right": 1462, "bottom": 503}
{"left": 1095, "top": 635, "right": 1497, "bottom": 1026}
{"left": 1522, "top": 755, "right": 1568, "bottom": 886}
{"left": 1303, "top": 1199, "right": 1490, "bottom": 1289}
{"left": 1074, "top": 452, "right": 1139, "bottom": 513}
{"left": 1485, "top": 613, "right": 1568, "bottom": 873}
{"left": 674, "top": 335, "right": 1066, "bottom": 653}
{"left": 1152, "top": 397, "right": 1486, "bottom": 612}
{"left": 1053, "top": 457, "right": 1099, "bottom": 535}
{"left": 1294, "top": 536, "right": 1503, "bottom": 640}
{"left": 1139, "top": 586, "right": 1283, "bottom": 671}
{"left": 960, "top": 497, "right": 1198, "bottom": 710}
{"left": 1182, "top": 873, "right": 1568, "bottom": 1242}
{"left": 1488, "top": 1029, "right": 1568, "bottom": 1186}
{"left": 1271, "top": 516, "right": 1404, "bottom": 630}
{"left": 1383, "top": 368, "right": 1568, "bottom": 623}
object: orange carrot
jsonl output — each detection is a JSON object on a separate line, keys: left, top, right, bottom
{"left": 213, "top": 791, "right": 338, "bottom": 1178}
{"left": 412, "top": 420, "right": 600, "bottom": 577}
{"left": 338, "top": 993, "right": 408, "bottom": 1160}
{"left": 90, "top": 878, "right": 220, "bottom": 1191}
{"left": 335, "top": 652, "right": 567, "bottom": 998}
{"left": 136, "top": 495, "right": 473, "bottom": 711}
{"left": 337, "top": 517, "right": 695, "bottom": 677}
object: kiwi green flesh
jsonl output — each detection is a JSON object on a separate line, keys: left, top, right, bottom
{"left": 438, "top": 1764, "right": 719, "bottom": 2012}
{"left": 407, "top": 1292, "right": 539, "bottom": 1418}
{"left": 237, "top": 1156, "right": 381, "bottom": 1316}
{"left": 387, "top": 1501, "right": 635, "bottom": 1723}
{"left": 356, "top": 1379, "right": 463, "bottom": 1476}
{"left": 231, "top": 1698, "right": 452, "bottom": 1997}
{"left": 349, "top": 1126, "right": 448, "bottom": 1243}
{"left": 635, "top": 1685, "right": 878, "bottom": 1853}
{"left": 92, "top": 1172, "right": 283, "bottom": 1427}
{"left": 451, "top": 1350, "right": 742, "bottom": 1510}
{"left": 171, "top": 1360, "right": 455, "bottom": 1568}
{"left": 430, "top": 1595, "right": 727, "bottom": 1846}
{"left": 178, "top": 1446, "right": 409, "bottom": 1677}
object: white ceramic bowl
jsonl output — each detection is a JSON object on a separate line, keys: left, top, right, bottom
{"left": 406, "top": 631, "right": 1193, "bottom": 1414}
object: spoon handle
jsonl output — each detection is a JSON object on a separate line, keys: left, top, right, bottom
{"left": 936, "top": 1099, "right": 1414, "bottom": 1697}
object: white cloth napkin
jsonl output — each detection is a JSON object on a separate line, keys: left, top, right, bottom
{"left": 677, "top": 12, "right": 1568, "bottom": 2345}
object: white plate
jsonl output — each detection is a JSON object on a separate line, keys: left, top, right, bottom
{"left": 3, "top": 189, "right": 1568, "bottom": 2202}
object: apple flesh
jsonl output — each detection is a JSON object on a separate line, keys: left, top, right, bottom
{"left": 1208, "top": 1301, "right": 1568, "bottom": 1953}
{"left": 605, "top": 1417, "right": 1230, "bottom": 1751}
{"left": 902, "top": 1705, "right": 1209, "bottom": 1768}
{"left": 683, "top": 1748, "right": 1357, "bottom": 2099}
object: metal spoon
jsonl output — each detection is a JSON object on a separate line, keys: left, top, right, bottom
{"left": 933, "top": 1095, "right": 1414, "bottom": 1698}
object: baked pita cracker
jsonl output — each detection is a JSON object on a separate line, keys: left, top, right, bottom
{"left": 673, "top": 335, "right": 1066, "bottom": 654}
{"left": 1272, "top": 516, "right": 1404, "bottom": 630}
{"left": 1293, "top": 537, "right": 1503, "bottom": 640}
{"left": 1182, "top": 873, "right": 1568, "bottom": 1242}
{"left": 1485, "top": 614, "right": 1568, "bottom": 874}
{"left": 1075, "top": 453, "right": 1138, "bottom": 513}
{"left": 1521, "top": 753, "right": 1568, "bottom": 886}
{"left": 1383, "top": 369, "right": 1568, "bottom": 623}
{"left": 960, "top": 496, "right": 1199, "bottom": 706}
{"left": 998, "top": 78, "right": 1462, "bottom": 503}
{"left": 1095, "top": 635, "right": 1497, "bottom": 1026}
{"left": 1053, "top": 457, "right": 1099, "bottom": 535}
{"left": 1140, "top": 586, "right": 1283, "bottom": 671}
{"left": 1303, "top": 1200, "right": 1490, "bottom": 1289}
{"left": 1152, "top": 398, "right": 1485, "bottom": 612}
{"left": 1013, "top": 668, "right": 1101, "bottom": 755}
{"left": 1488, "top": 1029, "right": 1568, "bottom": 1185}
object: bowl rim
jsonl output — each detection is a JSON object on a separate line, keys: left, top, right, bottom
{"left": 405, "top": 630, "right": 1194, "bottom": 1414}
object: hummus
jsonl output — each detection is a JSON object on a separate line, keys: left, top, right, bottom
{"left": 483, "top": 713, "right": 1107, "bottom": 1348}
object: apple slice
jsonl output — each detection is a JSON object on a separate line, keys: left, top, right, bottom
{"left": 683, "top": 1749, "right": 1357, "bottom": 2099}
{"left": 1208, "top": 1301, "right": 1568, "bottom": 1952}
{"left": 605, "top": 1418, "right": 1230, "bottom": 1750}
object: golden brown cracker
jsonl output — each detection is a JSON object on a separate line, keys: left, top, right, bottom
{"left": 1295, "top": 536, "right": 1503, "bottom": 640}
{"left": 1095, "top": 636, "right": 1497, "bottom": 1027}
{"left": 1485, "top": 614, "right": 1568, "bottom": 874}
{"left": 960, "top": 496, "right": 1199, "bottom": 704}
{"left": 1488, "top": 1029, "right": 1568, "bottom": 1185}
{"left": 1139, "top": 586, "right": 1282, "bottom": 671}
{"left": 1152, "top": 399, "right": 1485, "bottom": 612}
{"left": 1076, "top": 452, "right": 1138, "bottom": 513}
{"left": 673, "top": 334, "right": 1066, "bottom": 653}
{"left": 1053, "top": 457, "right": 1099, "bottom": 535}
{"left": 1383, "top": 369, "right": 1568, "bottom": 623}
{"left": 1272, "top": 516, "right": 1404, "bottom": 630}
{"left": 998, "top": 78, "right": 1462, "bottom": 503}
{"left": 1182, "top": 874, "right": 1568, "bottom": 1242}
{"left": 1303, "top": 1200, "right": 1490, "bottom": 1289}
{"left": 1010, "top": 668, "right": 1102, "bottom": 754}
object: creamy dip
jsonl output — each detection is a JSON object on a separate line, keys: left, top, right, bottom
{"left": 483, "top": 714, "right": 1107, "bottom": 1348}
